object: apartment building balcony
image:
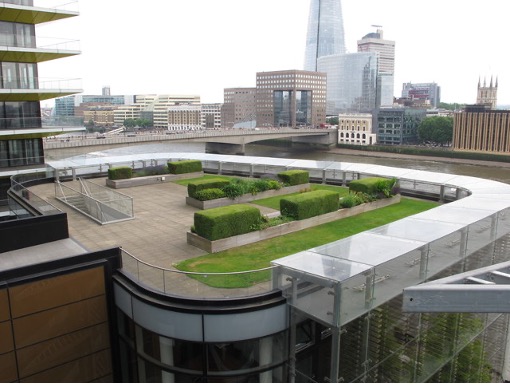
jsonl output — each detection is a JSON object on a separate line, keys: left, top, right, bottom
{"left": 0, "top": 76, "right": 82, "bottom": 101}
{"left": 0, "top": 36, "right": 80, "bottom": 63}
{"left": 0, "top": 0, "right": 78, "bottom": 24}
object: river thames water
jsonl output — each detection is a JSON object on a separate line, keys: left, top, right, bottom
{"left": 51, "top": 141, "right": 510, "bottom": 185}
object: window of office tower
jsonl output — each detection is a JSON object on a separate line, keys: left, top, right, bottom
{"left": 296, "top": 91, "right": 312, "bottom": 126}
{"left": 273, "top": 91, "right": 291, "bottom": 127}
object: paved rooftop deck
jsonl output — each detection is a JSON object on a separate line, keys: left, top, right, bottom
{"left": 28, "top": 178, "right": 279, "bottom": 299}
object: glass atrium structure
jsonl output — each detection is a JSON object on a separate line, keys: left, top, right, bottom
{"left": 304, "top": 0, "right": 346, "bottom": 71}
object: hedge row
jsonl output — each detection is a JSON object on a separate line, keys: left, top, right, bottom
{"left": 108, "top": 166, "right": 132, "bottom": 180}
{"left": 280, "top": 190, "right": 339, "bottom": 220}
{"left": 277, "top": 170, "right": 309, "bottom": 186}
{"left": 168, "top": 160, "right": 202, "bottom": 174}
{"left": 188, "top": 178, "right": 231, "bottom": 199}
{"left": 349, "top": 177, "right": 396, "bottom": 197}
{"left": 194, "top": 204, "right": 261, "bottom": 241}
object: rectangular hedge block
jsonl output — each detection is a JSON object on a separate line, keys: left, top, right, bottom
{"left": 187, "top": 178, "right": 231, "bottom": 199}
{"left": 194, "top": 204, "right": 261, "bottom": 241}
{"left": 277, "top": 170, "right": 309, "bottom": 186}
{"left": 280, "top": 190, "right": 339, "bottom": 220}
{"left": 168, "top": 159, "right": 203, "bottom": 174}
{"left": 349, "top": 177, "right": 393, "bottom": 195}
{"left": 108, "top": 166, "right": 132, "bottom": 180}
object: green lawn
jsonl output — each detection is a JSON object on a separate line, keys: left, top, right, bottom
{"left": 175, "top": 197, "right": 438, "bottom": 288}
{"left": 173, "top": 174, "right": 236, "bottom": 186}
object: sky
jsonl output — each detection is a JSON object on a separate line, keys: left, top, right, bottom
{"left": 38, "top": 0, "right": 510, "bottom": 107}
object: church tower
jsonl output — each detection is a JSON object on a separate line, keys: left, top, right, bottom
{"left": 477, "top": 76, "right": 498, "bottom": 109}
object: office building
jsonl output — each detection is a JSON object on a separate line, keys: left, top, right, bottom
{"left": 256, "top": 70, "right": 327, "bottom": 128}
{"left": 0, "top": 0, "right": 82, "bottom": 199}
{"left": 55, "top": 93, "right": 134, "bottom": 117}
{"left": 476, "top": 76, "right": 498, "bottom": 109}
{"left": 376, "top": 107, "right": 426, "bottom": 145}
{"left": 401, "top": 82, "right": 441, "bottom": 108}
{"left": 83, "top": 106, "right": 117, "bottom": 128}
{"left": 304, "top": 0, "right": 346, "bottom": 71}
{"left": 338, "top": 113, "right": 377, "bottom": 145}
{"left": 221, "top": 88, "right": 257, "bottom": 128}
{"left": 168, "top": 104, "right": 201, "bottom": 131}
{"left": 201, "top": 103, "right": 222, "bottom": 129}
{"left": 357, "top": 28, "right": 395, "bottom": 107}
{"left": 2, "top": 152, "right": 509, "bottom": 382}
{"left": 112, "top": 95, "right": 201, "bottom": 129}
{"left": 317, "top": 52, "right": 378, "bottom": 115}
{"left": 453, "top": 104, "right": 510, "bottom": 153}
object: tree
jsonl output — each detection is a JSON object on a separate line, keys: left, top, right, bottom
{"left": 417, "top": 116, "right": 453, "bottom": 146}
{"left": 123, "top": 118, "right": 137, "bottom": 128}
{"left": 327, "top": 116, "right": 339, "bottom": 125}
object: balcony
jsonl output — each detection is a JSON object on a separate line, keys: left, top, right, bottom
{"left": 0, "top": 0, "right": 78, "bottom": 24}
{"left": 0, "top": 37, "right": 80, "bottom": 63}
{"left": 0, "top": 76, "right": 82, "bottom": 101}
{"left": 0, "top": 116, "right": 84, "bottom": 138}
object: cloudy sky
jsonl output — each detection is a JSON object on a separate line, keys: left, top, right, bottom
{"left": 38, "top": 0, "right": 510, "bottom": 106}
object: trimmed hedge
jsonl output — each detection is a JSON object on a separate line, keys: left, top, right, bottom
{"left": 168, "top": 159, "right": 202, "bottom": 174}
{"left": 188, "top": 178, "right": 231, "bottom": 199}
{"left": 194, "top": 188, "right": 226, "bottom": 201}
{"left": 194, "top": 204, "right": 261, "bottom": 241}
{"left": 277, "top": 169, "right": 309, "bottom": 186}
{"left": 280, "top": 190, "right": 339, "bottom": 220}
{"left": 349, "top": 177, "right": 396, "bottom": 197}
{"left": 108, "top": 166, "right": 132, "bottom": 180}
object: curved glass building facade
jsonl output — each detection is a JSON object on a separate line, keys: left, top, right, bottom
{"left": 304, "top": 0, "right": 346, "bottom": 71}
{"left": 317, "top": 52, "right": 378, "bottom": 114}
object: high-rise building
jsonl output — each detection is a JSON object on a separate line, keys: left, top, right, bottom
{"left": 256, "top": 70, "right": 327, "bottom": 128}
{"left": 401, "top": 82, "right": 441, "bottom": 108}
{"left": 357, "top": 28, "right": 395, "bottom": 107}
{"left": 304, "top": 0, "right": 346, "bottom": 71}
{"left": 221, "top": 88, "right": 257, "bottom": 128}
{"left": 0, "top": 0, "right": 82, "bottom": 200}
{"left": 477, "top": 76, "right": 498, "bottom": 109}
{"left": 317, "top": 52, "right": 378, "bottom": 114}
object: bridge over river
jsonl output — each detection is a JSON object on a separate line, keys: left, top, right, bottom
{"left": 44, "top": 128, "right": 337, "bottom": 156}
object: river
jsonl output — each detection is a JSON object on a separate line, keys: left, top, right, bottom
{"left": 49, "top": 142, "right": 510, "bottom": 184}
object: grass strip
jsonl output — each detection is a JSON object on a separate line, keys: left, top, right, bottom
{"left": 175, "top": 197, "right": 438, "bottom": 288}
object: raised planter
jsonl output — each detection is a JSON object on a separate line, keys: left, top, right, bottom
{"left": 187, "top": 194, "right": 401, "bottom": 253}
{"left": 186, "top": 183, "right": 311, "bottom": 209}
{"left": 106, "top": 171, "right": 204, "bottom": 189}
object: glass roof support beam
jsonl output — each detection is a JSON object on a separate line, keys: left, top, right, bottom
{"left": 403, "top": 260, "right": 510, "bottom": 313}
{"left": 329, "top": 284, "right": 342, "bottom": 383}
{"left": 288, "top": 277, "right": 298, "bottom": 383}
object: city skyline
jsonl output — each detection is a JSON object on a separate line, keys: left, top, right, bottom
{"left": 39, "top": 0, "right": 510, "bottom": 106}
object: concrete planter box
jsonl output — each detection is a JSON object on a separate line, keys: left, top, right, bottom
{"left": 186, "top": 183, "right": 311, "bottom": 209}
{"left": 106, "top": 171, "right": 204, "bottom": 189}
{"left": 187, "top": 194, "right": 401, "bottom": 253}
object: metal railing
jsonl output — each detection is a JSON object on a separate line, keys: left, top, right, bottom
{"left": 55, "top": 178, "right": 134, "bottom": 224}
{"left": 120, "top": 248, "right": 277, "bottom": 299}
{"left": 8, "top": 172, "right": 61, "bottom": 217}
